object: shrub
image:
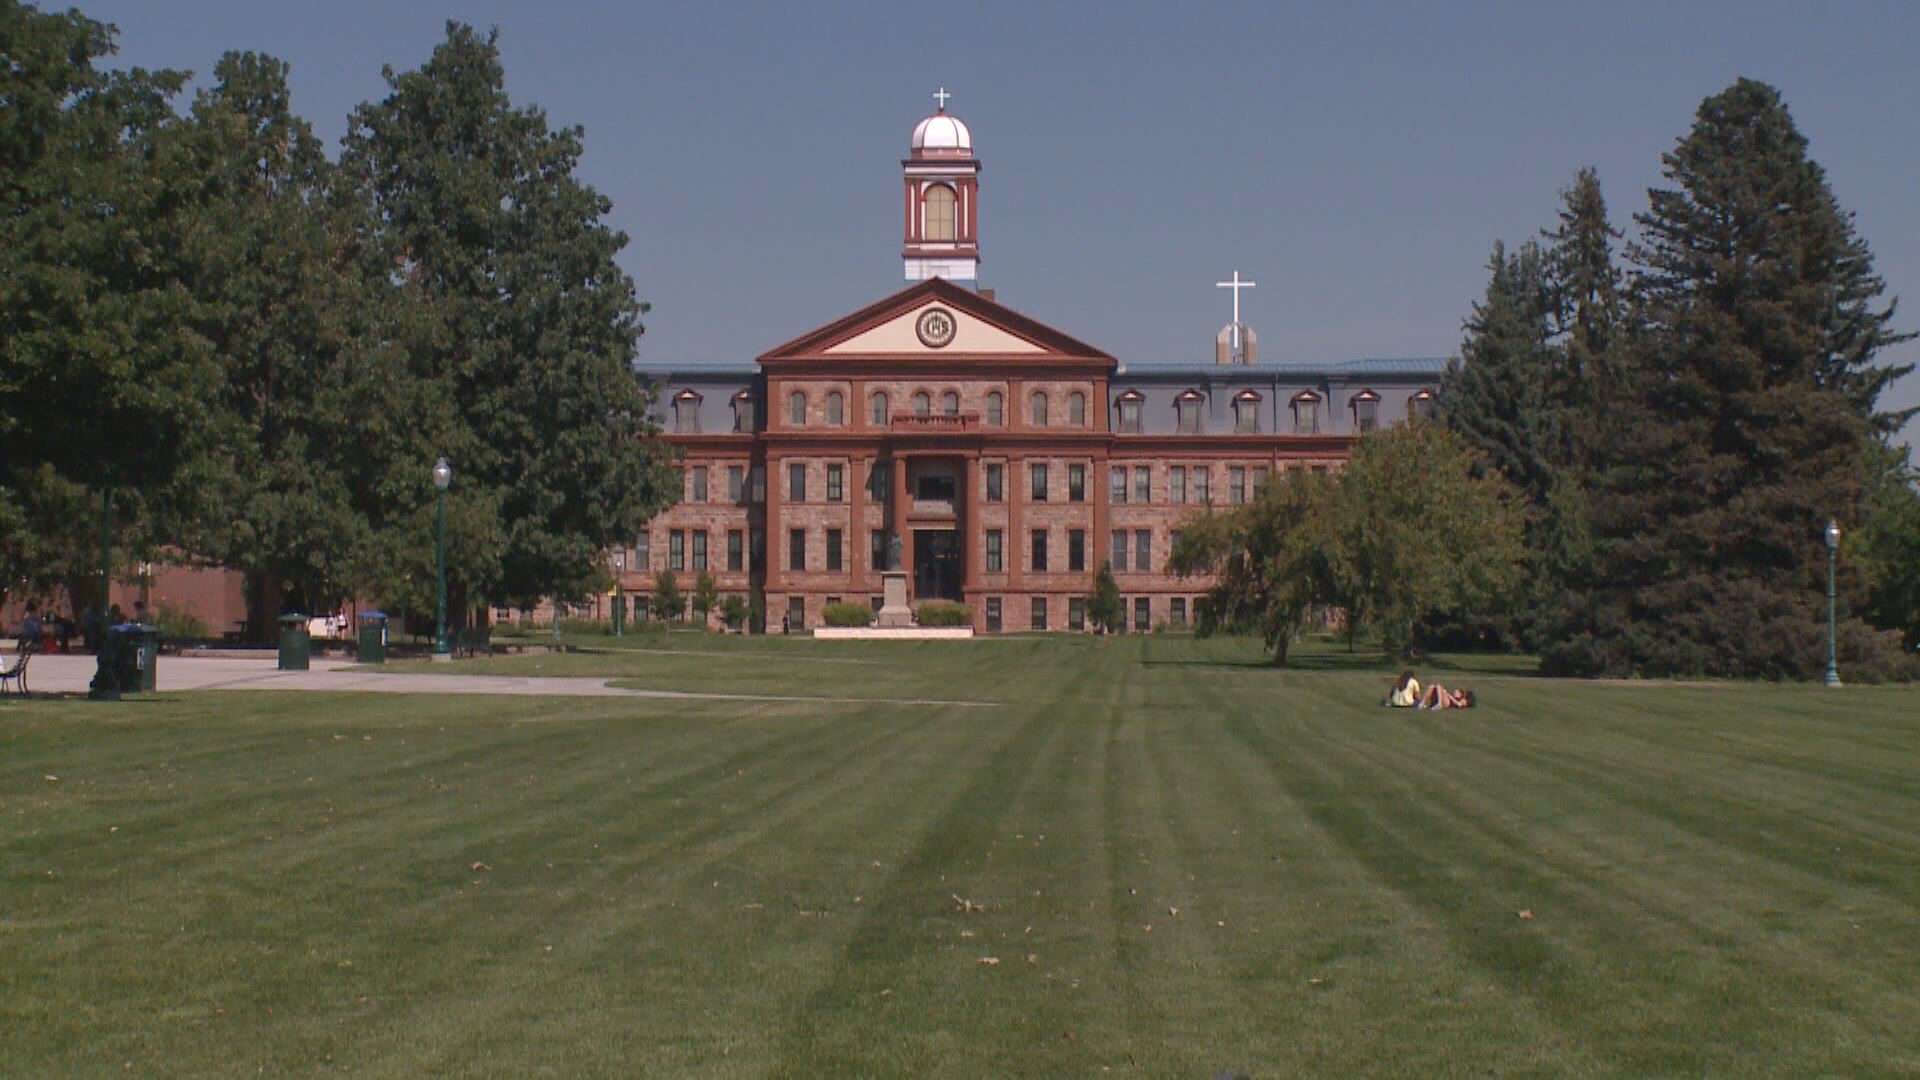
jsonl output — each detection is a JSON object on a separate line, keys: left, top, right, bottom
{"left": 915, "top": 600, "right": 971, "bottom": 627}
{"left": 558, "top": 618, "right": 610, "bottom": 636}
{"left": 153, "top": 602, "right": 208, "bottom": 642}
{"left": 719, "top": 594, "right": 750, "bottom": 631}
{"left": 822, "top": 601, "right": 875, "bottom": 627}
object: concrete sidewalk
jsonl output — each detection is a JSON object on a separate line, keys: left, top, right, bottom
{"left": 8, "top": 653, "right": 994, "bottom": 707}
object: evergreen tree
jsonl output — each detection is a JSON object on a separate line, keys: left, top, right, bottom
{"left": 1546, "top": 79, "right": 1911, "bottom": 678}
{"left": 692, "top": 571, "right": 718, "bottom": 625}
{"left": 1440, "top": 241, "right": 1558, "bottom": 506}
{"left": 652, "top": 570, "right": 683, "bottom": 623}
{"left": 1085, "top": 562, "right": 1123, "bottom": 634}
{"left": 1541, "top": 167, "right": 1625, "bottom": 414}
{"left": 338, "top": 23, "right": 676, "bottom": 611}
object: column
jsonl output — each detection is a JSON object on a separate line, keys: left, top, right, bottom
{"left": 892, "top": 451, "right": 913, "bottom": 593}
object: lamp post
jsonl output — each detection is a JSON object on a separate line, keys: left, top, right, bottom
{"left": 612, "top": 551, "right": 625, "bottom": 637}
{"left": 432, "top": 457, "right": 451, "bottom": 660}
{"left": 1824, "top": 518, "right": 1842, "bottom": 687}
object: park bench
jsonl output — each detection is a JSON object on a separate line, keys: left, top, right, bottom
{"left": 456, "top": 625, "right": 494, "bottom": 658}
{"left": 1, "top": 640, "right": 36, "bottom": 698}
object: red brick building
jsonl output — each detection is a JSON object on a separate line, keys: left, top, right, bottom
{"left": 623, "top": 97, "right": 1443, "bottom": 633}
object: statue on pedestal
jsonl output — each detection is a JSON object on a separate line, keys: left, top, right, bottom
{"left": 888, "top": 532, "right": 904, "bottom": 572}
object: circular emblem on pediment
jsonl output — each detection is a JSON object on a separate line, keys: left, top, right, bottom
{"left": 916, "top": 307, "right": 957, "bottom": 349}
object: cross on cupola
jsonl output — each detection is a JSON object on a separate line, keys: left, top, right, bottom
{"left": 1215, "top": 269, "right": 1259, "bottom": 365}
{"left": 933, "top": 86, "right": 951, "bottom": 111}
{"left": 903, "top": 90, "right": 980, "bottom": 283}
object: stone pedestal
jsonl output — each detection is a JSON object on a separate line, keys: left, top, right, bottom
{"left": 877, "top": 571, "right": 913, "bottom": 628}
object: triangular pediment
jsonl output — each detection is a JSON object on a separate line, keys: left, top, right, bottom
{"left": 757, "top": 278, "right": 1113, "bottom": 364}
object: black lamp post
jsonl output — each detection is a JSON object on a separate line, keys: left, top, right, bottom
{"left": 433, "top": 457, "right": 451, "bottom": 660}
{"left": 1824, "top": 518, "right": 1841, "bottom": 687}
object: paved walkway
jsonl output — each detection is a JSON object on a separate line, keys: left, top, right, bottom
{"left": 8, "top": 654, "right": 994, "bottom": 707}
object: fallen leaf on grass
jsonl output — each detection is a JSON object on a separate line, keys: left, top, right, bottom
{"left": 1168, "top": 906, "right": 1180, "bottom": 918}
{"left": 952, "top": 893, "right": 984, "bottom": 913}
{"left": 44, "top": 775, "right": 58, "bottom": 783}
{"left": 1025, "top": 953, "right": 1038, "bottom": 964}
{"left": 977, "top": 956, "right": 1000, "bottom": 966}
{"left": 879, "top": 988, "right": 892, "bottom": 997}
{"left": 469, "top": 862, "right": 493, "bottom": 872}
{"left": 1518, "top": 909, "right": 1534, "bottom": 921}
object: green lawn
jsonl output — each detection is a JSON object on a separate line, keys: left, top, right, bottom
{"left": 5, "top": 635, "right": 1918, "bottom": 1074}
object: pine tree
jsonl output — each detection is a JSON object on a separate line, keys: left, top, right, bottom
{"left": 693, "top": 572, "right": 719, "bottom": 626}
{"left": 1085, "top": 562, "right": 1123, "bottom": 635}
{"left": 1440, "top": 242, "right": 1558, "bottom": 507}
{"left": 1541, "top": 167, "right": 1625, "bottom": 415}
{"left": 652, "top": 570, "right": 683, "bottom": 623}
{"left": 1546, "top": 79, "right": 1912, "bottom": 678}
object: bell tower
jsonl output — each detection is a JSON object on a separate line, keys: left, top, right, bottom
{"left": 902, "top": 88, "right": 980, "bottom": 283}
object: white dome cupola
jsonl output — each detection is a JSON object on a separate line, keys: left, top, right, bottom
{"left": 902, "top": 88, "right": 981, "bottom": 283}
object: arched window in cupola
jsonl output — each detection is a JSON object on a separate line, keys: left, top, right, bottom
{"left": 923, "top": 184, "right": 957, "bottom": 241}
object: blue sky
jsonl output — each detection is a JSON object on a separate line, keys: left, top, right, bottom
{"left": 80, "top": 0, "right": 1920, "bottom": 448}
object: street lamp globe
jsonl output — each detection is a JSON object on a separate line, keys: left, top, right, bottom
{"left": 1822, "top": 517, "right": 1842, "bottom": 687}
{"left": 1825, "top": 519, "right": 1840, "bottom": 552}
{"left": 433, "top": 457, "right": 452, "bottom": 491}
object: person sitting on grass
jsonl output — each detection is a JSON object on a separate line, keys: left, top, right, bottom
{"left": 1386, "top": 670, "right": 1422, "bottom": 708}
{"left": 1418, "top": 683, "right": 1475, "bottom": 710}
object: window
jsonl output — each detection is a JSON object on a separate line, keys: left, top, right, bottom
{"left": 986, "top": 597, "right": 1002, "bottom": 632}
{"left": 871, "top": 530, "right": 887, "bottom": 571}
{"left": 916, "top": 473, "right": 956, "bottom": 501}
{"left": 1176, "top": 392, "right": 1203, "bottom": 434}
{"left": 674, "top": 392, "right": 701, "bottom": 434}
{"left": 1170, "top": 466, "right": 1187, "bottom": 504}
{"left": 1031, "top": 597, "right": 1048, "bottom": 631}
{"left": 1069, "top": 597, "right": 1086, "bottom": 631}
{"left": 1110, "top": 465, "right": 1128, "bottom": 504}
{"left": 789, "top": 463, "right": 807, "bottom": 502}
{"left": 1111, "top": 530, "right": 1129, "bottom": 572}
{"left": 826, "top": 529, "right": 843, "bottom": 572}
{"left": 1230, "top": 466, "right": 1246, "bottom": 504}
{"left": 1068, "top": 464, "right": 1086, "bottom": 502}
{"left": 924, "top": 183, "right": 956, "bottom": 241}
{"left": 941, "top": 390, "right": 959, "bottom": 416}
{"left": 1134, "top": 597, "right": 1151, "bottom": 632}
{"left": 788, "top": 529, "right": 806, "bottom": 571}
{"left": 691, "top": 466, "right": 708, "bottom": 503}
{"left": 985, "top": 464, "right": 1003, "bottom": 502}
{"left": 692, "top": 531, "right": 708, "bottom": 571}
{"left": 826, "top": 391, "right": 844, "bottom": 426}
{"left": 732, "top": 394, "right": 755, "bottom": 432}
{"left": 986, "top": 392, "right": 1003, "bottom": 425}
{"left": 913, "top": 391, "right": 930, "bottom": 417}
{"left": 1116, "top": 394, "right": 1143, "bottom": 434}
{"left": 1030, "top": 391, "right": 1048, "bottom": 426}
{"left": 1194, "top": 466, "right": 1210, "bottom": 504}
{"left": 635, "top": 532, "right": 650, "bottom": 571}
{"left": 1234, "top": 392, "right": 1261, "bottom": 434}
{"left": 1134, "top": 466, "right": 1150, "bottom": 504}
{"left": 986, "top": 529, "right": 1003, "bottom": 572}
{"left": 750, "top": 528, "right": 765, "bottom": 571}
{"left": 871, "top": 596, "right": 883, "bottom": 615}
{"left": 1293, "top": 393, "right": 1321, "bottom": 434}
{"left": 1170, "top": 529, "right": 1183, "bottom": 556}
{"left": 789, "top": 390, "right": 807, "bottom": 426}
{"left": 727, "top": 530, "right": 743, "bottom": 572}
{"left": 1031, "top": 529, "right": 1048, "bottom": 572}
{"left": 1252, "top": 466, "right": 1269, "bottom": 495}
{"left": 1134, "top": 529, "right": 1150, "bottom": 573}
{"left": 1170, "top": 597, "right": 1187, "bottom": 625}
{"left": 1069, "top": 529, "right": 1086, "bottom": 572}
{"left": 1030, "top": 462, "right": 1049, "bottom": 502}
{"left": 1069, "top": 391, "right": 1086, "bottom": 426}
{"left": 750, "top": 465, "right": 766, "bottom": 503}
{"left": 869, "top": 462, "right": 890, "bottom": 500}
{"left": 1353, "top": 392, "right": 1380, "bottom": 433}
{"left": 727, "top": 465, "right": 743, "bottom": 502}
{"left": 786, "top": 596, "right": 804, "bottom": 631}
{"left": 670, "top": 530, "right": 685, "bottom": 571}
{"left": 871, "top": 392, "right": 889, "bottom": 426}
{"left": 827, "top": 464, "right": 844, "bottom": 502}
{"left": 1409, "top": 390, "right": 1435, "bottom": 420}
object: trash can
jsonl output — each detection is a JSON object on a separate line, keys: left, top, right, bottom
{"left": 129, "top": 624, "right": 160, "bottom": 692}
{"left": 356, "top": 611, "right": 388, "bottom": 664}
{"left": 277, "top": 614, "right": 310, "bottom": 671}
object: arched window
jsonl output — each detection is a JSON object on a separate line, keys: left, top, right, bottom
{"left": 941, "top": 390, "right": 959, "bottom": 416}
{"left": 1030, "top": 391, "right": 1048, "bottom": 427}
{"left": 825, "top": 391, "right": 844, "bottom": 426}
{"left": 913, "top": 391, "right": 931, "bottom": 417}
{"left": 673, "top": 390, "right": 702, "bottom": 434}
{"left": 1115, "top": 391, "right": 1144, "bottom": 434}
{"left": 1069, "top": 391, "right": 1086, "bottom": 426}
{"left": 870, "top": 391, "right": 889, "bottom": 426}
{"left": 1176, "top": 391, "right": 1204, "bottom": 434}
{"left": 731, "top": 391, "right": 755, "bottom": 433}
{"left": 1291, "top": 392, "right": 1321, "bottom": 435}
{"left": 788, "top": 390, "right": 807, "bottom": 426}
{"left": 1408, "top": 390, "right": 1435, "bottom": 420}
{"left": 1351, "top": 390, "right": 1381, "bottom": 434}
{"left": 1233, "top": 391, "right": 1262, "bottom": 434}
{"left": 923, "top": 184, "right": 957, "bottom": 241}
{"left": 986, "top": 391, "right": 1004, "bottom": 426}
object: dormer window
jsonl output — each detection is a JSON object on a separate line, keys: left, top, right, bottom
{"left": 923, "top": 184, "right": 957, "bottom": 241}
{"left": 1176, "top": 391, "right": 1204, "bottom": 435}
{"left": 788, "top": 390, "right": 807, "bottom": 426}
{"left": 731, "top": 391, "right": 755, "bottom": 433}
{"left": 1291, "top": 392, "right": 1321, "bottom": 435}
{"left": 1233, "top": 391, "right": 1261, "bottom": 434}
{"left": 1115, "top": 392, "right": 1143, "bottom": 434}
{"left": 1409, "top": 390, "right": 1435, "bottom": 420}
{"left": 1351, "top": 390, "right": 1381, "bottom": 434}
{"left": 673, "top": 391, "right": 702, "bottom": 434}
